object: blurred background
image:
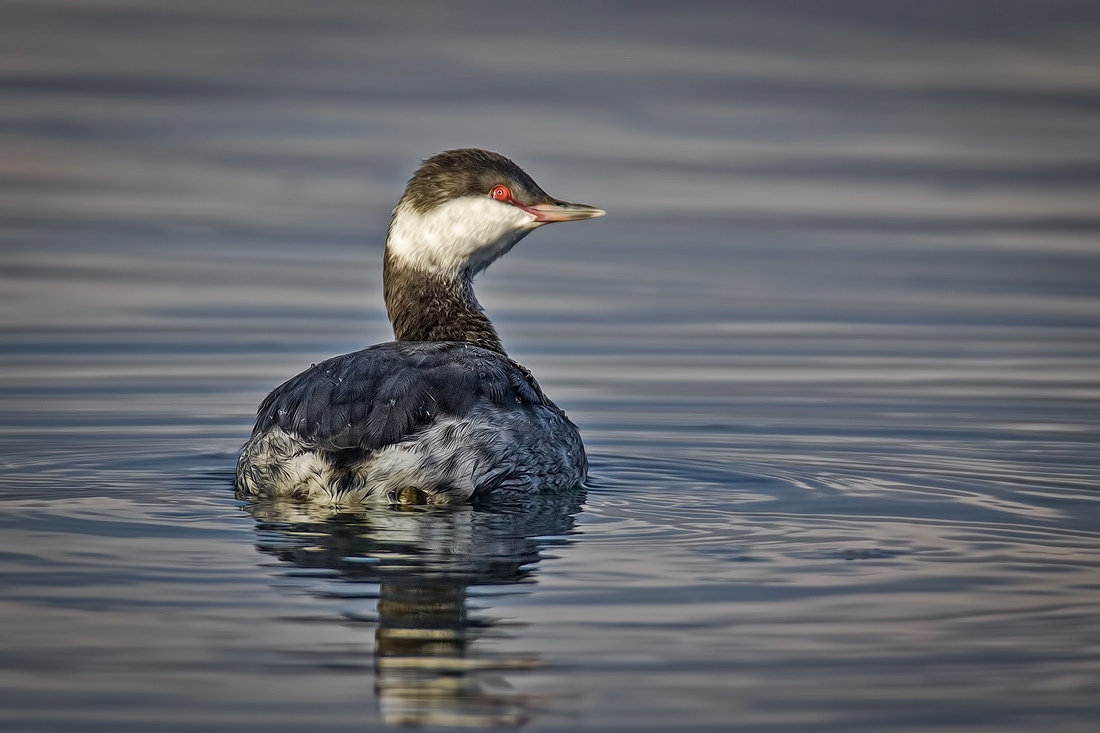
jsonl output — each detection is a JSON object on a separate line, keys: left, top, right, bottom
{"left": 1, "top": 1, "right": 1099, "bottom": 731}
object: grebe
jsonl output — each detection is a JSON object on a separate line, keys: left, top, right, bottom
{"left": 236, "top": 149, "right": 603, "bottom": 506}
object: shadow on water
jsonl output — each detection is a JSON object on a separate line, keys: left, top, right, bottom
{"left": 243, "top": 490, "right": 585, "bottom": 729}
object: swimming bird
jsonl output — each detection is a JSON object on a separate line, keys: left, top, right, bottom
{"left": 236, "top": 149, "right": 603, "bottom": 506}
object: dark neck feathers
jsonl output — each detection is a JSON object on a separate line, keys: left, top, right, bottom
{"left": 383, "top": 253, "right": 505, "bottom": 354}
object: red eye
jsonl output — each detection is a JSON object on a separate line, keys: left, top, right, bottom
{"left": 490, "top": 185, "right": 511, "bottom": 202}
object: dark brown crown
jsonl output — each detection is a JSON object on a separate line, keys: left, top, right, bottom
{"left": 398, "top": 148, "right": 556, "bottom": 214}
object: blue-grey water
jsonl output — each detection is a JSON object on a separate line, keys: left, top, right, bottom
{"left": 2, "top": 2, "right": 1099, "bottom": 730}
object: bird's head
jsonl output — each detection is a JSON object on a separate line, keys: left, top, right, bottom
{"left": 386, "top": 149, "right": 604, "bottom": 277}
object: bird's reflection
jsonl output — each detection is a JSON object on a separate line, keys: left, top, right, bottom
{"left": 245, "top": 490, "right": 584, "bottom": 728}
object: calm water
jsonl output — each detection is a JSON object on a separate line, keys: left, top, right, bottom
{"left": 2, "top": 2, "right": 1100, "bottom": 730}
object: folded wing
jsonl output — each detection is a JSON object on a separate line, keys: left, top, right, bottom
{"left": 252, "top": 341, "right": 548, "bottom": 453}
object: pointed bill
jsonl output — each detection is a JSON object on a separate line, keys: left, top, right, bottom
{"left": 521, "top": 200, "right": 605, "bottom": 223}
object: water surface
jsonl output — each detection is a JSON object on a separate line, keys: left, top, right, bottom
{"left": 2, "top": 2, "right": 1099, "bottom": 730}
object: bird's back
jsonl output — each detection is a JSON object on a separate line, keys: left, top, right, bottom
{"left": 237, "top": 341, "right": 586, "bottom": 504}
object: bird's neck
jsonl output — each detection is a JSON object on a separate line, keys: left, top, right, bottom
{"left": 383, "top": 252, "right": 504, "bottom": 354}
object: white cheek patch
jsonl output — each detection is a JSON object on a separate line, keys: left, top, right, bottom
{"left": 387, "top": 197, "right": 539, "bottom": 274}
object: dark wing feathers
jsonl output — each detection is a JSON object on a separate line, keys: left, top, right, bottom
{"left": 253, "top": 341, "right": 550, "bottom": 453}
